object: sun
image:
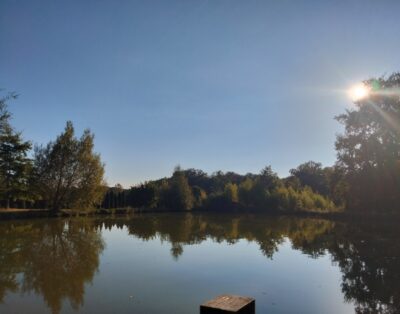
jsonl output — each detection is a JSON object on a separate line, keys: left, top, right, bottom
{"left": 348, "top": 83, "right": 370, "bottom": 102}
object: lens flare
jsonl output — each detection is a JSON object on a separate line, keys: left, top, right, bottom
{"left": 348, "top": 83, "right": 370, "bottom": 102}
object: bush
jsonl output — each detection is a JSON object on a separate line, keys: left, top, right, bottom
{"left": 271, "top": 186, "right": 336, "bottom": 212}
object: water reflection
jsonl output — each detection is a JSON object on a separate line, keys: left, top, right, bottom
{"left": 0, "top": 219, "right": 105, "bottom": 313}
{"left": 107, "top": 213, "right": 400, "bottom": 313}
{"left": 328, "top": 222, "right": 400, "bottom": 314}
{"left": 120, "top": 213, "right": 335, "bottom": 259}
{"left": 0, "top": 213, "right": 399, "bottom": 313}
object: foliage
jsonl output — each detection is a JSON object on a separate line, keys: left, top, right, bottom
{"left": 335, "top": 73, "right": 400, "bottom": 212}
{"left": 192, "top": 185, "right": 207, "bottom": 207}
{"left": 4, "top": 72, "right": 400, "bottom": 214}
{"left": 0, "top": 93, "right": 32, "bottom": 208}
{"left": 238, "top": 178, "right": 254, "bottom": 205}
{"left": 289, "top": 161, "right": 330, "bottom": 195}
{"left": 271, "top": 186, "right": 336, "bottom": 212}
{"left": 224, "top": 182, "right": 239, "bottom": 203}
{"left": 159, "top": 167, "right": 194, "bottom": 210}
{"left": 127, "top": 182, "right": 158, "bottom": 209}
{"left": 99, "top": 165, "right": 339, "bottom": 213}
{"left": 32, "top": 121, "right": 105, "bottom": 211}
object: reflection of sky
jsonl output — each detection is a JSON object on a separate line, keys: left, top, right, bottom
{"left": 2, "top": 1, "right": 400, "bottom": 186}
{"left": 43, "top": 226, "right": 354, "bottom": 314}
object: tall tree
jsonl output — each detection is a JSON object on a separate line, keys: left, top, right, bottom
{"left": 33, "top": 121, "right": 106, "bottom": 211}
{"left": 0, "top": 94, "right": 32, "bottom": 208}
{"left": 335, "top": 73, "right": 400, "bottom": 211}
{"left": 161, "top": 166, "right": 194, "bottom": 210}
{"left": 0, "top": 93, "right": 13, "bottom": 132}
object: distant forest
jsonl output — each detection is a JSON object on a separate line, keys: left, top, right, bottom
{"left": 1, "top": 73, "right": 399, "bottom": 214}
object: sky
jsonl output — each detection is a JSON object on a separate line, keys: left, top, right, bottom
{"left": 1, "top": 0, "right": 400, "bottom": 187}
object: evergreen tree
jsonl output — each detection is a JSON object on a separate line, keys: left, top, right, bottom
{"left": 0, "top": 94, "right": 32, "bottom": 208}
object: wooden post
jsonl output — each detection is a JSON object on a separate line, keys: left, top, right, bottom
{"left": 200, "top": 294, "right": 255, "bottom": 314}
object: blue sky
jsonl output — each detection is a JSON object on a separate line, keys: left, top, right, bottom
{"left": 1, "top": 0, "right": 399, "bottom": 187}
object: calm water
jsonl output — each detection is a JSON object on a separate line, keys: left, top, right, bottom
{"left": 0, "top": 213, "right": 398, "bottom": 314}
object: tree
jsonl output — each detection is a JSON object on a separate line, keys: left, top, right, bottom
{"left": 335, "top": 73, "right": 400, "bottom": 211}
{"left": 289, "top": 161, "right": 330, "bottom": 195}
{"left": 33, "top": 121, "right": 105, "bottom": 212}
{"left": 238, "top": 178, "right": 254, "bottom": 206}
{"left": 0, "top": 93, "right": 32, "bottom": 208}
{"left": 250, "top": 166, "right": 280, "bottom": 208}
{"left": 128, "top": 182, "right": 158, "bottom": 209}
{"left": 259, "top": 166, "right": 280, "bottom": 189}
{"left": 192, "top": 185, "right": 207, "bottom": 207}
{"left": 0, "top": 93, "right": 13, "bottom": 132}
{"left": 161, "top": 167, "right": 194, "bottom": 210}
{"left": 224, "top": 182, "right": 239, "bottom": 203}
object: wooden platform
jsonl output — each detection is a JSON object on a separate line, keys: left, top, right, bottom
{"left": 200, "top": 295, "right": 255, "bottom": 314}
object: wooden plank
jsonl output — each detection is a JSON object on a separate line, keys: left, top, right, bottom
{"left": 200, "top": 294, "right": 255, "bottom": 314}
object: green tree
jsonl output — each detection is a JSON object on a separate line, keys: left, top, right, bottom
{"left": 289, "top": 161, "right": 330, "bottom": 195}
{"left": 0, "top": 93, "right": 13, "bottom": 131}
{"left": 161, "top": 167, "right": 194, "bottom": 210}
{"left": 33, "top": 121, "right": 105, "bottom": 212}
{"left": 0, "top": 94, "right": 32, "bottom": 208}
{"left": 238, "top": 178, "right": 254, "bottom": 205}
{"left": 251, "top": 166, "right": 281, "bottom": 208}
{"left": 335, "top": 73, "right": 400, "bottom": 211}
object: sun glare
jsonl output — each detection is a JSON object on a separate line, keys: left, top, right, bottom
{"left": 349, "top": 83, "right": 370, "bottom": 102}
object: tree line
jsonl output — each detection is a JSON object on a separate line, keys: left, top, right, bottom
{"left": 103, "top": 73, "right": 400, "bottom": 214}
{"left": 1, "top": 72, "right": 400, "bottom": 213}
{"left": 102, "top": 165, "right": 337, "bottom": 213}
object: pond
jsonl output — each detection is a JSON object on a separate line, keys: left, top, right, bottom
{"left": 0, "top": 213, "right": 398, "bottom": 314}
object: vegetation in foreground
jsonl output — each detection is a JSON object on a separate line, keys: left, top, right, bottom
{"left": 0, "top": 72, "right": 399, "bottom": 214}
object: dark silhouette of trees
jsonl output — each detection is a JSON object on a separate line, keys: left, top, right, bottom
{"left": 325, "top": 221, "right": 400, "bottom": 314}
{"left": 128, "top": 182, "right": 158, "bottom": 208}
{"left": 336, "top": 73, "right": 400, "bottom": 212}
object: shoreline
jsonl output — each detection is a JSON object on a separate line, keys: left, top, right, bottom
{"left": 0, "top": 207, "right": 397, "bottom": 222}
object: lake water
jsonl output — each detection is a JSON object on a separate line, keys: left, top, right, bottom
{"left": 0, "top": 213, "right": 398, "bottom": 314}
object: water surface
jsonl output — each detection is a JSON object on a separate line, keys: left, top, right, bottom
{"left": 0, "top": 213, "right": 398, "bottom": 314}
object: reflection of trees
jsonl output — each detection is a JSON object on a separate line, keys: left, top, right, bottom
{"left": 123, "top": 213, "right": 335, "bottom": 259}
{"left": 1, "top": 214, "right": 399, "bottom": 314}
{"left": 0, "top": 219, "right": 104, "bottom": 314}
{"left": 123, "top": 213, "right": 400, "bottom": 313}
{"left": 328, "top": 222, "right": 400, "bottom": 314}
